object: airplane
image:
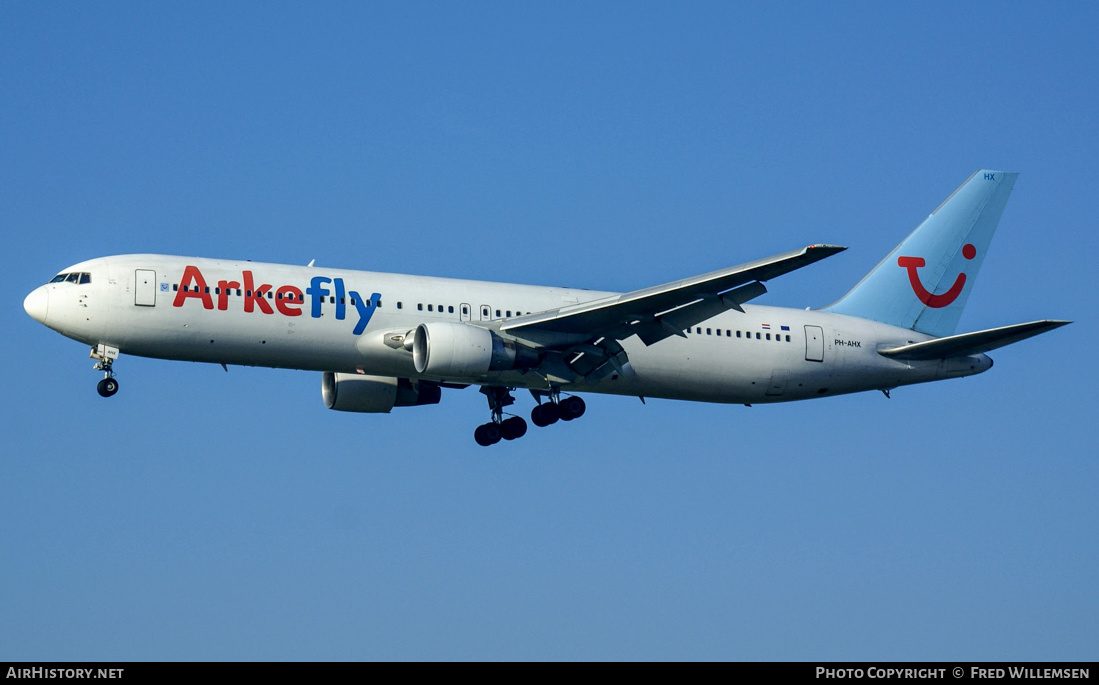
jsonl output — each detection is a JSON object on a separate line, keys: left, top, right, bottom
{"left": 23, "top": 170, "right": 1069, "bottom": 446}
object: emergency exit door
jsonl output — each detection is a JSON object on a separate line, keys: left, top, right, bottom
{"left": 135, "top": 270, "right": 157, "bottom": 307}
{"left": 804, "top": 325, "right": 824, "bottom": 362}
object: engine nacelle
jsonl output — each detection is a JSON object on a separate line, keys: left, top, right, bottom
{"left": 322, "top": 372, "right": 441, "bottom": 413}
{"left": 412, "top": 321, "right": 539, "bottom": 377}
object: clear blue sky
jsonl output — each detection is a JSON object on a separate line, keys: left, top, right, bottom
{"left": 3, "top": 3, "right": 1095, "bottom": 660}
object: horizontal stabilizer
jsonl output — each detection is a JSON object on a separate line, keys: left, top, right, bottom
{"left": 878, "top": 320, "right": 1070, "bottom": 361}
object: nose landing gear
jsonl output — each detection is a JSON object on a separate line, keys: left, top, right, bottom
{"left": 91, "top": 344, "right": 120, "bottom": 397}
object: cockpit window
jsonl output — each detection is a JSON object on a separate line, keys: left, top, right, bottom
{"left": 48, "top": 272, "right": 91, "bottom": 284}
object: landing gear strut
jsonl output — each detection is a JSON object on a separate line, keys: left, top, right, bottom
{"left": 91, "top": 344, "right": 119, "bottom": 397}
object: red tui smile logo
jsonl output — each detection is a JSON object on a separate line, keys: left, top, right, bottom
{"left": 897, "top": 243, "right": 976, "bottom": 308}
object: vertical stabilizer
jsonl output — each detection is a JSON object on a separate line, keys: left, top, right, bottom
{"left": 823, "top": 170, "right": 1017, "bottom": 337}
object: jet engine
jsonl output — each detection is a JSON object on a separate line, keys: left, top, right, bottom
{"left": 322, "top": 372, "right": 441, "bottom": 413}
{"left": 412, "top": 322, "right": 539, "bottom": 377}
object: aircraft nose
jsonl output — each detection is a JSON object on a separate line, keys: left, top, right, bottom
{"left": 24, "top": 286, "right": 49, "bottom": 324}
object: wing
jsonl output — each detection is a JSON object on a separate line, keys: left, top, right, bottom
{"left": 504, "top": 244, "right": 844, "bottom": 341}
{"left": 499, "top": 244, "right": 845, "bottom": 381}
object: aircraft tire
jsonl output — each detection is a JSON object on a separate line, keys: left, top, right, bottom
{"left": 475, "top": 422, "right": 502, "bottom": 446}
{"left": 97, "top": 378, "right": 119, "bottom": 398}
{"left": 559, "top": 396, "right": 585, "bottom": 421}
{"left": 531, "top": 403, "right": 559, "bottom": 427}
{"left": 501, "top": 416, "right": 527, "bottom": 440}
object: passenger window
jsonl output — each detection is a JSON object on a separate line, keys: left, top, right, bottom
{"left": 448, "top": 306, "right": 454, "bottom": 314}
{"left": 428, "top": 304, "right": 433, "bottom": 312}
{"left": 496, "top": 310, "right": 501, "bottom": 318}
{"left": 417, "top": 303, "right": 423, "bottom": 311}
{"left": 756, "top": 332, "right": 761, "bottom": 339}
{"left": 766, "top": 333, "right": 771, "bottom": 340}
{"left": 786, "top": 335, "right": 791, "bottom": 342}
{"left": 696, "top": 327, "right": 702, "bottom": 334}
{"left": 506, "top": 310, "right": 512, "bottom": 317}
{"left": 706, "top": 328, "right": 711, "bottom": 335}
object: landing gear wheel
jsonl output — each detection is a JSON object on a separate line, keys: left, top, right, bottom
{"left": 559, "top": 395, "right": 586, "bottom": 421}
{"left": 97, "top": 377, "right": 119, "bottom": 397}
{"left": 531, "top": 402, "right": 560, "bottom": 427}
{"left": 500, "top": 416, "right": 528, "bottom": 440}
{"left": 474, "top": 422, "right": 502, "bottom": 447}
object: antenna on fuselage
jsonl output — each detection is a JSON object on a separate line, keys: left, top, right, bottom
{"left": 307, "top": 259, "right": 315, "bottom": 267}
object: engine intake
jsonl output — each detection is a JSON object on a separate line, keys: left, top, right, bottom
{"left": 412, "top": 322, "right": 539, "bottom": 377}
{"left": 322, "top": 372, "right": 441, "bottom": 413}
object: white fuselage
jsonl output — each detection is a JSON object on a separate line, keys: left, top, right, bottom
{"left": 26, "top": 254, "right": 992, "bottom": 404}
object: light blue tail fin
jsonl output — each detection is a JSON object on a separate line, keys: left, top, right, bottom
{"left": 822, "top": 170, "right": 1018, "bottom": 337}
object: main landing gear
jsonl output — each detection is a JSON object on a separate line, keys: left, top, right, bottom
{"left": 530, "top": 394, "right": 585, "bottom": 426}
{"left": 475, "top": 387, "right": 526, "bottom": 446}
{"left": 474, "top": 387, "right": 586, "bottom": 446}
{"left": 91, "top": 344, "right": 119, "bottom": 397}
